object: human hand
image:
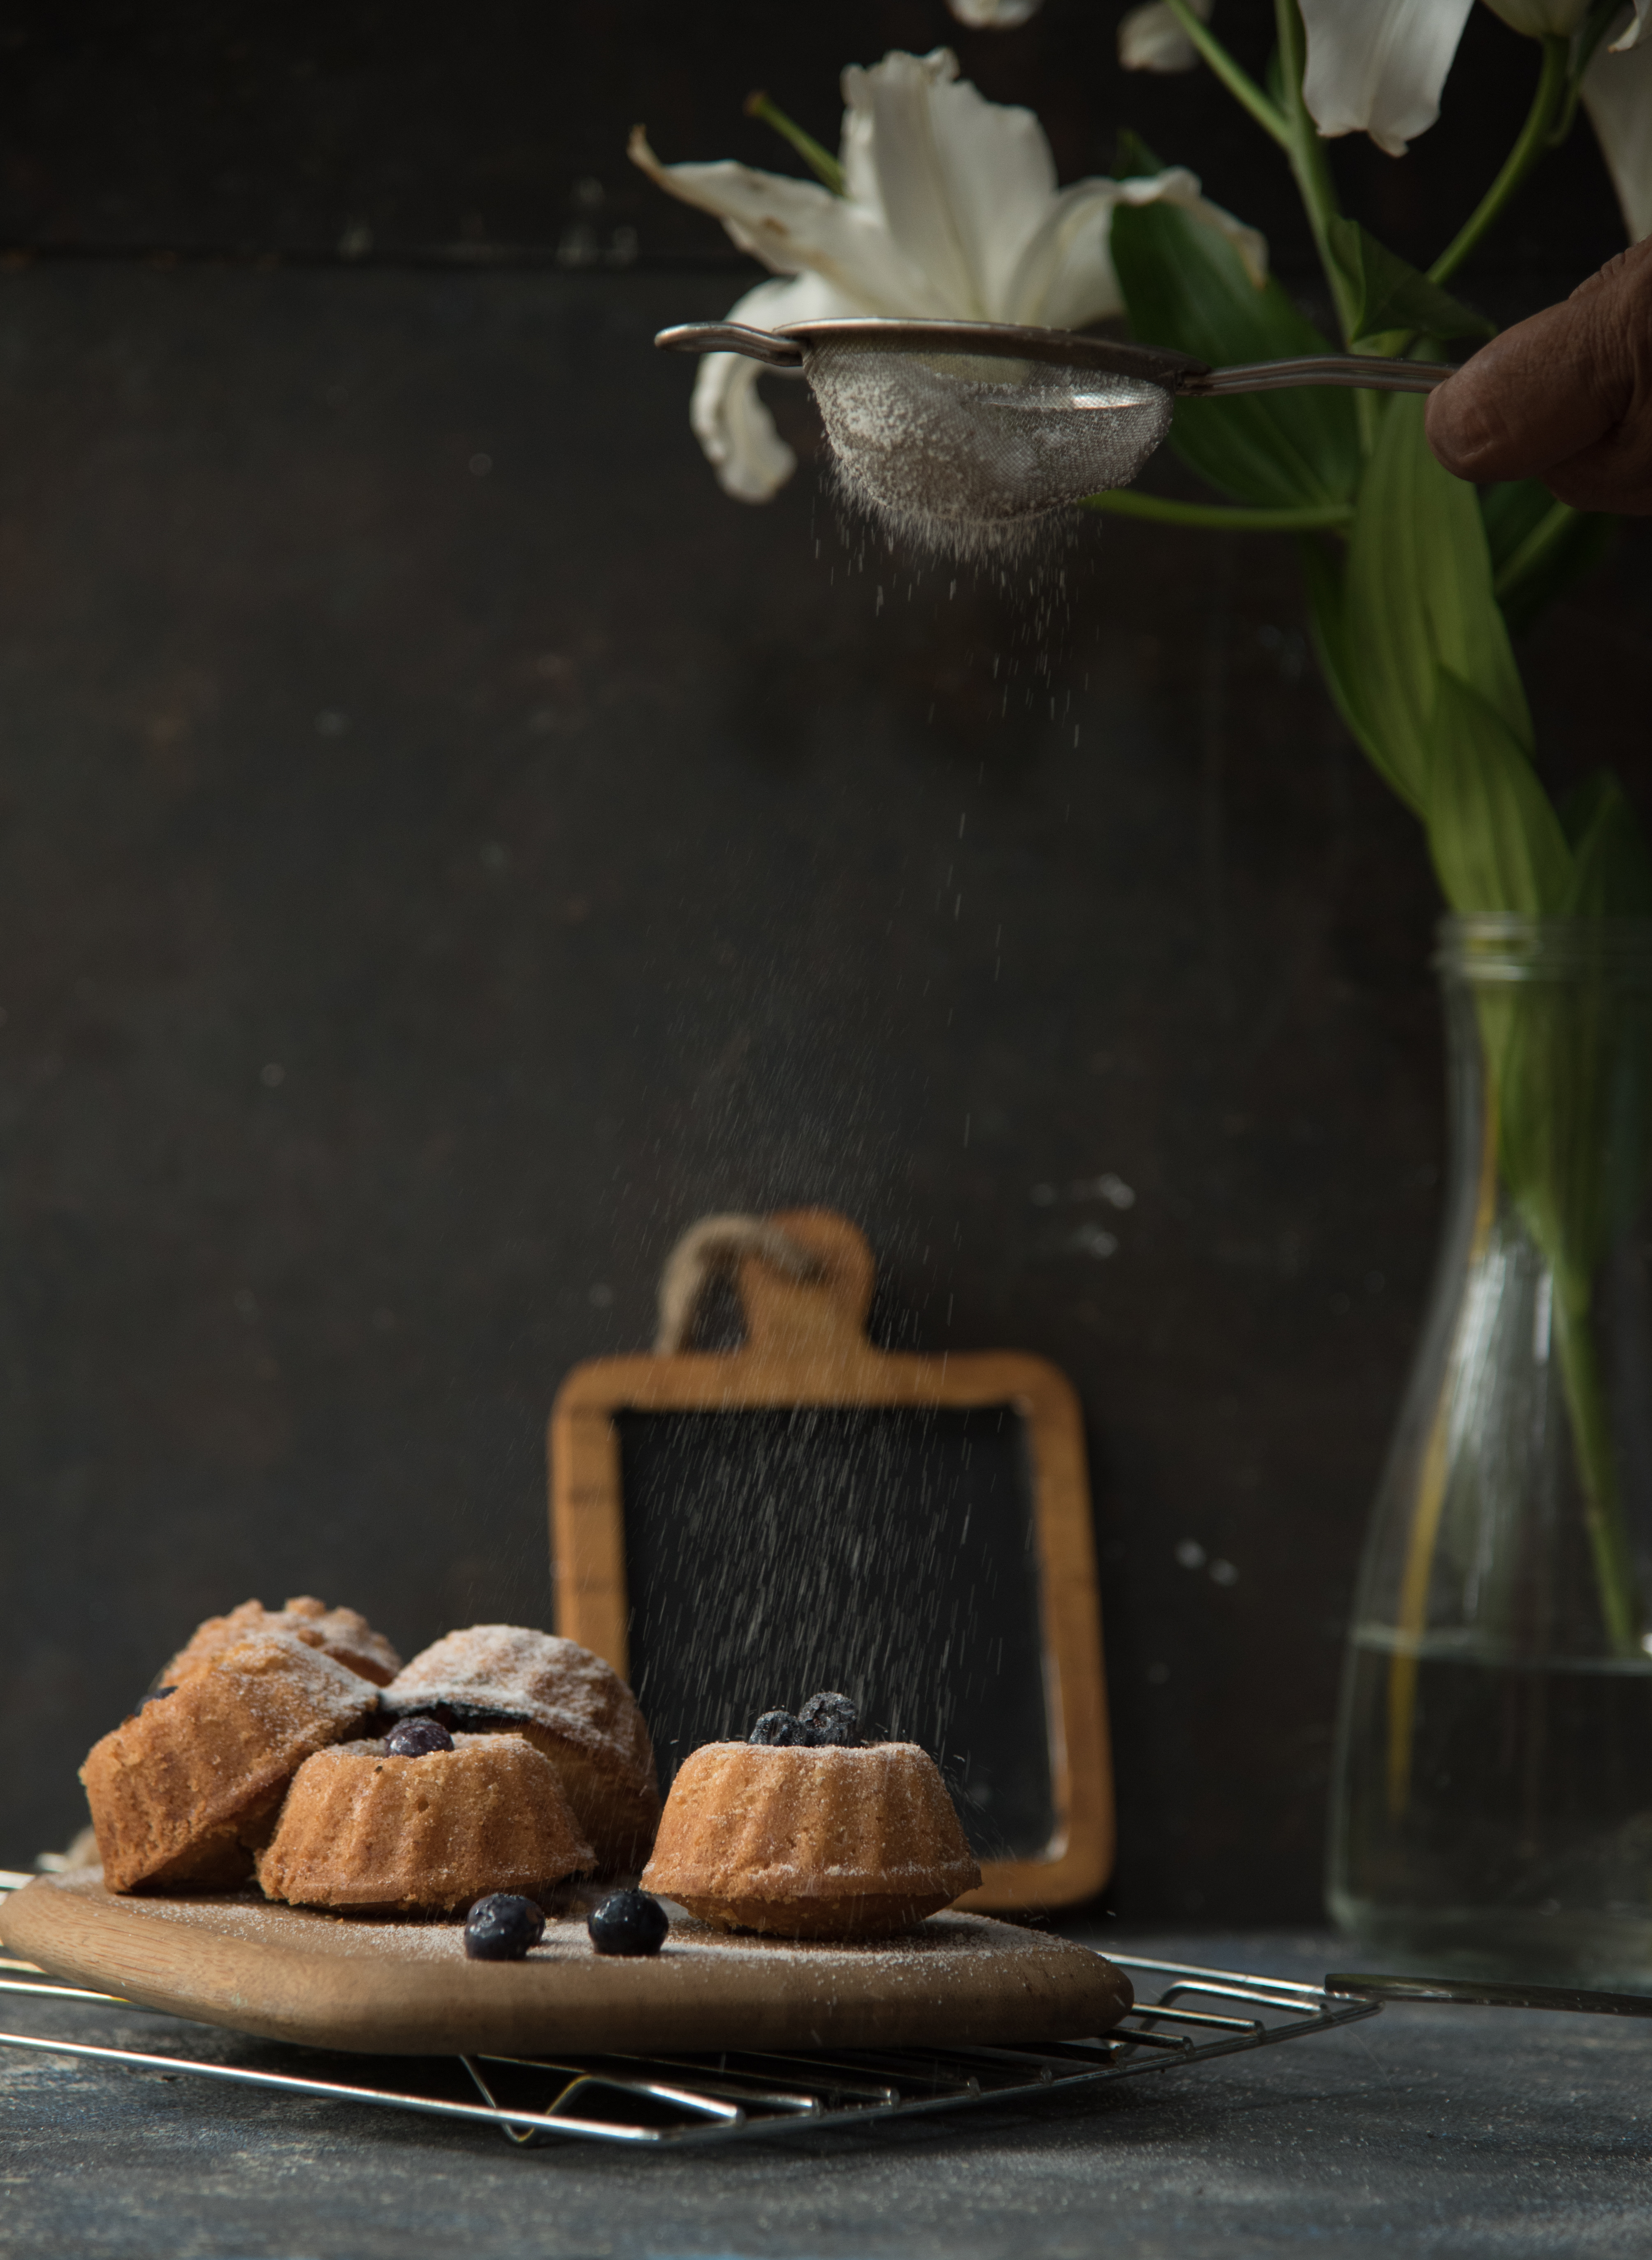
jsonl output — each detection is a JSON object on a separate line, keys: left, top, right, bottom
{"left": 1425, "top": 237, "right": 1652, "bottom": 513}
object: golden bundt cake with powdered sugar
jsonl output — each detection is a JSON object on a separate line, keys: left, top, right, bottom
{"left": 162, "top": 1595, "right": 402, "bottom": 1688}
{"left": 256, "top": 1726, "right": 594, "bottom": 1913}
{"left": 642, "top": 1727, "right": 982, "bottom": 1938}
{"left": 382, "top": 1626, "right": 659, "bottom": 1872}
{"left": 81, "top": 1633, "right": 380, "bottom": 1892}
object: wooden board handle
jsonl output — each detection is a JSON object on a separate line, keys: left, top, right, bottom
{"left": 734, "top": 1209, "right": 877, "bottom": 1359}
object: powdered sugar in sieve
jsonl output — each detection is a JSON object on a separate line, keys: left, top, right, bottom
{"left": 801, "top": 344, "right": 1174, "bottom": 556}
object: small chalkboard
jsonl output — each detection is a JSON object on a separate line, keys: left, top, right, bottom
{"left": 548, "top": 1210, "right": 1111, "bottom": 1910}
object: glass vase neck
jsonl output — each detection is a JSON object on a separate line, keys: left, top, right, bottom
{"left": 1435, "top": 913, "right": 1652, "bottom": 987}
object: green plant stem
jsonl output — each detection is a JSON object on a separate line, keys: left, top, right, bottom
{"left": 1271, "top": 0, "right": 1378, "bottom": 459}
{"left": 1553, "top": 1, "right": 1624, "bottom": 144}
{"left": 1552, "top": 1288, "right": 1643, "bottom": 1657}
{"left": 1160, "top": 0, "right": 1290, "bottom": 149}
{"left": 744, "top": 91, "right": 845, "bottom": 195}
{"left": 1081, "top": 491, "right": 1352, "bottom": 532}
{"left": 1385, "top": 1072, "right": 1502, "bottom": 1818}
{"left": 1429, "top": 37, "right": 1569, "bottom": 286}
{"left": 1492, "top": 496, "right": 1578, "bottom": 603}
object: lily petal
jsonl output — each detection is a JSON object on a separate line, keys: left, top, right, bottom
{"left": 999, "top": 164, "right": 1267, "bottom": 327}
{"left": 1118, "top": 0, "right": 1214, "bottom": 74}
{"left": 628, "top": 127, "right": 938, "bottom": 311}
{"left": 1120, "top": 165, "right": 1269, "bottom": 289}
{"left": 687, "top": 272, "right": 852, "bottom": 503}
{"left": 999, "top": 177, "right": 1133, "bottom": 327}
{"left": 1610, "top": 0, "right": 1652, "bottom": 46}
{"left": 1300, "top": 0, "right": 1476, "bottom": 155}
{"left": 840, "top": 50, "right": 1059, "bottom": 320}
{"left": 1584, "top": 21, "right": 1652, "bottom": 239}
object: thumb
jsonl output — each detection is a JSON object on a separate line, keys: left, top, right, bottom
{"left": 1425, "top": 237, "right": 1652, "bottom": 513}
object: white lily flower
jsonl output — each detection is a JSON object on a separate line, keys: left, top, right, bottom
{"left": 1119, "top": 0, "right": 1213, "bottom": 72}
{"left": 1584, "top": 19, "right": 1652, "bottom": 237}
{"left": 946, "top": 0, "right": 1044, "bottom": 25}
{"left": 1299, "top": 0, "right": 1649, "bottom": 156}
{"left": 1300, "top": 0, "right": 1477, "bottom": 156}
{"left": 632, "top": 47, "right": 1267, "bottom": 502}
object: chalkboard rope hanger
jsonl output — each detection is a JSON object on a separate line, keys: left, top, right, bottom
{"left": 654, "top": 1212, "right": 823, "bottom": 1354}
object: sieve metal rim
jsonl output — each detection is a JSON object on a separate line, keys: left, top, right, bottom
{"left": 654, "top": 320, "right": 1455, "bottom": 400}
{"left": 654, "top": 317, "right": 1209, "bottom": 389}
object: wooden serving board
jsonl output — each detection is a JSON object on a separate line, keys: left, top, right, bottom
{"left": 1, "top": 1870, "right": 1132, "bottom": 2058}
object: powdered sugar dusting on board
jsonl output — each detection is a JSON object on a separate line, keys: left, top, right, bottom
{"left": 46, "top": 1875, "right": 1031, "bottom": 1970}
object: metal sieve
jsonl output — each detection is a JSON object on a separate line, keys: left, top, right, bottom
{"left": 657, "top": 317, "right": 1454, "bottom": 557}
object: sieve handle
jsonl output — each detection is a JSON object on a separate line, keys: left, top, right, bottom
{"left": 655, "top": 322, "right": 805, "bottom": 368}
{"left": 1192, "top": 355, "right": 1455, "bottom": 397}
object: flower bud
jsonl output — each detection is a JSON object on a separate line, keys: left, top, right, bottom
{"left": 1480, "top": 0, "right": 1593, "bottom": 32}
{"left": 1119, "top": 0, "right": 1213, "bottom": 72}
{"left": 946, "top": 0, "right": 1042, "bottom": 23}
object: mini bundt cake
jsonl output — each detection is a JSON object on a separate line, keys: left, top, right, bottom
{"left": 256, "top": 1729, "right": 594, "bottom": 1912}
{"left": 81, "top": 1633, "right": 379, "bottom": 1893}
{"left": 162, "top": 1595, "right": 402, "bottom": 1688}
{"left": 382, "top": 1626, "right": 659, "bottom": 1872}
{"left": 641, "top": 1731, "right": 983, "bottom": 1938}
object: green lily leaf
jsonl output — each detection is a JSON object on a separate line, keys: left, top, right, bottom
{"left": 1492, "top": 971, "right": 1633, "bottom": 1300}
{"left": 1481, "top": 478, "right": 1559, "bottom": 571}
{"left": 1424, "top": 670, "right": 1570, "bottom": 916}
{"left": 1342, "top": 395, "right": 1531, "bottom": 809}
{"left": 1485, "top": 484, "right": 1620, "bottom": 640}
{"left": 1111, "top": 197, "right": 1361, "bottom": 510}
{"left": 1112, "top": 128, "right": 1165, "bottom": 179}
{"left": 1326, "top": 216, "right": 1494, "bottom": 347}
{"left": 1297, "top": 536, "right": 1418, "bottom": 810}
{"left": 1488, "top": 931, "right": 1652, "bottom": 1320}
{"left": 1561, "top": 773, "right": 1652, "bottom": 917}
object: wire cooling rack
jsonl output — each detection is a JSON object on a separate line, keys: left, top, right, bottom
{"left": 0, "top": 1869, "right": 1378, "bottom": 2151}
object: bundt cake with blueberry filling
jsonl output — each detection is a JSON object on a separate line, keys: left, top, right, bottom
{"left": 382, "top": 1626, "right": 659, "bottom": 1873}
{"left": 256, "top": 1729, "right": 593, "bottom": 1913}
{"left": 641, "top": 1693, "right": 981, "bottom": 1937}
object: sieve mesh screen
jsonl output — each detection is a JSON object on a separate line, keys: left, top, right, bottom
{"left": 802, "top": 343, "right": 1176, "bottom": 558}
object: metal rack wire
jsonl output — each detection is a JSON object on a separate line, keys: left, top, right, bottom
{"left": 0, "top": 1870, "right": 1379, "bottom": 2151}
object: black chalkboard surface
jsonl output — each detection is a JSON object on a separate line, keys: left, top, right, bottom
{"left": 549, "top": 1209, "right": 1112, "bottom": 1910}
{"left": 617, "top": 1405, "right": 1053, "bottom": 1862}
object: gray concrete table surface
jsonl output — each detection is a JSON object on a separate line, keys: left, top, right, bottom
{"left": 4, "top": 1925, "right": 1651, "bottom": 2259}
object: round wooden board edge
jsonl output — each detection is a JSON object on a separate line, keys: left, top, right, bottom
{"left": 1, "top": 1872, "right": 1134, "bottom": 2057}
{"left": 1, "top": 1874, "right": 1134, "bottom": 2056}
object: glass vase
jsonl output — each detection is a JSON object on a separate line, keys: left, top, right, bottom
{"left": 1328, "top": 914, "right": 1652, "bottom": 1986}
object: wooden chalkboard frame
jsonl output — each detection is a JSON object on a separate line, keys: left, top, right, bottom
{"left": 548, "top": 1209, "right": 1113, "bottom": 1913}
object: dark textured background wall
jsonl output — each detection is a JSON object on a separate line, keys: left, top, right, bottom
{"left": 0, "top": 1, "right": 1645, "bottom": 1920}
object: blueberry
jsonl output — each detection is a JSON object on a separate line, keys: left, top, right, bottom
{"left": 797, "top": 1691, "right": 859, "bottom": 1747}
{"left": 385, "top": 1715, "right": 454, "bottom": 1758}
{"left": 464, "top": 1893, "right": 546, "bottom": 1961}
{"left": 748, "top": 1708, "right": 806, "bottom": 1746}
{"left": 587, "top": 1889, "right": 668, "bottom": 1957}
